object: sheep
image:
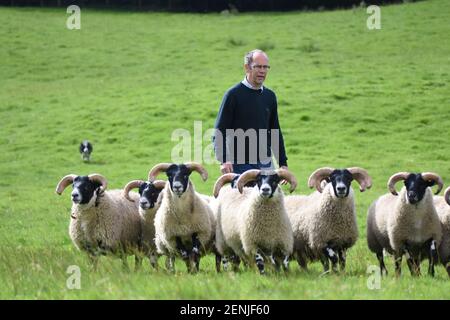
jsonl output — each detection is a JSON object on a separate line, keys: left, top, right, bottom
{"left": 212, "top": 173, "right": 247, "bottom": 271}
{"left": 213, "top": 169, "right": 297, "bottom": 275}
{"left": 123, "top": 178, "right": 166, "bottom": 270}
{"left": 367, "top": 172, "right": 443, "bottom": 277}
{"left": 433, "top": 186, "right": 450, "bottom": 277}
{"left": 55, "top": 173, "right": 142, "bottom": 270}
{"left": 150, "top": 162, "right": 215, "bottom": 273}
{"left": 79, "top": 140, "right": 93, "bottom": 162}
{"left": 285, "top": 167, "right": 372, "bottom": 273}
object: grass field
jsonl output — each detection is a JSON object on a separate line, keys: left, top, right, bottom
{"left": 0, "top": 0, "right": 449, "bottom": 299}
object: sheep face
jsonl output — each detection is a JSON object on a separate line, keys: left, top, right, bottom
{"left": 404, "top": 173, "right": 436, "bottom": 204}
{"left": 256, "top": 173, "right": 281, "bottom": 199}
{"left": 79, "top": 141, "right": 92, "bottom": 161}
{"left": 166, "top": 164, "right": 192, "bottom": 197}
{"left": 71, "top": 176, "right": 102, "bottom": 205}
{"left": 329, "top": 169, "right": 354, "bottom": 198}
{"left": 138, "top": 182, "right": 163, "bottom": 210}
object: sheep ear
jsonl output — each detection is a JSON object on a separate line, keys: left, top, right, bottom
{"left": 427, "top": 180, "right": 436, "bottom": 187}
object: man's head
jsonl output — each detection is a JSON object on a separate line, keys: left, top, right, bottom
{"left": 244, "top": 49, "right": 270, "bottom": 89}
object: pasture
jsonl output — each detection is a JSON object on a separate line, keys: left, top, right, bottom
{"left": 0, "top": 0, "right": 449, "bottom": 299}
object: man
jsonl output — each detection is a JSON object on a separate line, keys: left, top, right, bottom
{"left": 213, "top": 49, "right": 288, "bottom": 176}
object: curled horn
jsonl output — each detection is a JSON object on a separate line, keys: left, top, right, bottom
{"left": 153, "top": 180, "right": 167, "bottom": 190}
{"left": 387, "top": 172, "right": 410, "bottom": 196}
{"left": 444, "top": 187, "right": 450, "bottom": 206}
{"left": 88, "top": 174, "right": 108, "bottom": 193}
{"left": 308, "top": 167, "right": 334, "bottom": 193}
{"left": 213, "top": 173, "right": 238, "bottom": 198}
{"left": 421, "top": 172, "right": 443, "bottom": 195}
{"left": 123, "top": 180, "right": 145, "bottom": 202}
{"left": 236, "top": 169, "right": 260, "bottom": 194}
{"left": 347, "top": 167, "right": 372, "bottom": 192}
{"left": 275, "top": 168, "right": 298, "bottom": 193}
{"left": 55, "top": 174, "right": 78, "bottom": 195}
{"left": 148, "top": 163, "right": 172, "bottom": 182}
{"left": 185, "top": 162, "right": 208, "bottom": 182}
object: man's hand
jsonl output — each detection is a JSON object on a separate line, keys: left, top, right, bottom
{"left": 280, "top": 165, "right": 289, "bottom": 185}
{"left": 220, "top": 162, "right": 233, "bottom": 174}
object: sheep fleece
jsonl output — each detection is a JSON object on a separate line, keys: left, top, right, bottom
{"left": 215, "top": 185, "right": 293, "bottom": 258}
{"left": 433, "top": 196, "right": 450, "bottom": 265}
{"left": 154, "top": 182, "right": 212, "bottom": 255}
{"left": 69, "top": 190, "right": 141, "bottom": 255}
{"left": 285, "top": 183, "right": 358, "bottom": 256}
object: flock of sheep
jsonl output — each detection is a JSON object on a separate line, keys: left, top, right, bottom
{"left": 55, "top": 163, "right": 450, "bottom": 277}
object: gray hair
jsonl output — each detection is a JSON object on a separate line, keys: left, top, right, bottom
{"left": 244, "top": 49, "right": 267, "bottom": 65}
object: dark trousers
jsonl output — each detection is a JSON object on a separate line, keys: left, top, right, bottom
{"left": 232, "top": 162, "right": 274, "bottom": 175}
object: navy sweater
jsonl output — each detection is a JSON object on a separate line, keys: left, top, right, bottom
{"left": 213, "top": 82, "right": 288, "bottom": 167}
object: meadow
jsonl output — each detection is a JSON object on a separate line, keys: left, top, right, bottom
{"left": 0, "top": 0, "right": 449, "bottom": 299}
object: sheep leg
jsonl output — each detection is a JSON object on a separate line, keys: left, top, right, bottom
{"left": 413, "top": 256, "right": 421, "bottom": 276}
{"left": 212, "top": 246, "right": 221, "bottom": 273}
{"left": 190, "top": 233, "right": 201, "bottom": 273}
{"left": 272, "top": 250, "right": 289, "bottom": 273}
{"left": 295, "top": 250, "right": 308, "bottom": 271}
{"left": 319, "top": 252, "right": 330, "bottom": 273}
{"left": 215, "top": 253, "right": 222, "bottom": 273}
{"left": 322, "top": 246, "right": 338, "bottom": 272}
{"left": 427, "top": 239, "right": 438, "bottom": 277}
{"left": 270, "top": 254, "right": 281, "bottom": 272}
{"left": 231, "top": 254, "right": 241, "bottom": 272}
{"left": 281, "top": 254, "right": 290, "bottom": 273}
{"left": 175, "top": 236, "right": 192, "bottom": 272}
{"left": 134, "top": 254, "right": 143, "bottom": 272}
{"left": 175, "top": 237, "right": 189, "bottom": 261}
{"left": 394, "top": 253, "right": 402, "bottom": 277}
{"left": 241, "top": 256, "right": 250, "bottom": 269}
{"left": 165, "top": 255, "right": 175, "bottom": 273}
{"left": 149, "top": 253, "right": 159, "bottom": 270}
{"left": 446, "top": 262, "right": 450, "bottom": 277}
{"left": 221, "top": 256, "right": 229, "bottom": 271}
{"left": 338, "top": 249, "right": 346, "bottom": 272}
{"left": 255, "top": 250, "right": 265, "bottom": 275}
{"left": 404, "top": 247, "right": 419, "bottom": 277}
{"left": 376, "top": 251, "right": 388, "bottom": 276}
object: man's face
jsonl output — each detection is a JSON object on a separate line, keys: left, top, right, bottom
{"left": 245, "top": 52, "right": 270, "bottom": 88}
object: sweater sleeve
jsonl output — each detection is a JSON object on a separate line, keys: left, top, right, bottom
{"left": 270, "top": 94, "right": 288, "bottom": 167}
{"left": 213, "top": 90, "right": 235, "bottom": 164}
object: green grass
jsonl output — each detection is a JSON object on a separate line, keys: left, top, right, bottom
{"left": 1, "top": 0, "right": 449, "bottom": 299}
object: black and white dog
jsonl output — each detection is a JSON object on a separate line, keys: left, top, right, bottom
{"left": 79, "top": 140, "right": 93, "bottom": 162}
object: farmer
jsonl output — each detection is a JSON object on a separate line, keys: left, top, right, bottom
{"left": 213, "top": 49, "right": 289, "bottom": 176}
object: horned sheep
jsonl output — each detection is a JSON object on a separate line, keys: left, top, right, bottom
{"left": 123, "top": 178, "right": 166, "bottom": 269}
{"left": 213, "top": 169, "right": 297, "bottom": 274}
{"left": 285, "top": 167, "right": 372, "bottom": 273}
{"left": 367, "top": 172, "right": 443, "bottom": 277}
{"left": 150, "top": 162, "right": 215, "bottom": 273}
{"left": 55, "top": 173, "right": 142, "bottom": 270}
{"left": 433, "top": 186, "right": 450, "bottom": 277}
